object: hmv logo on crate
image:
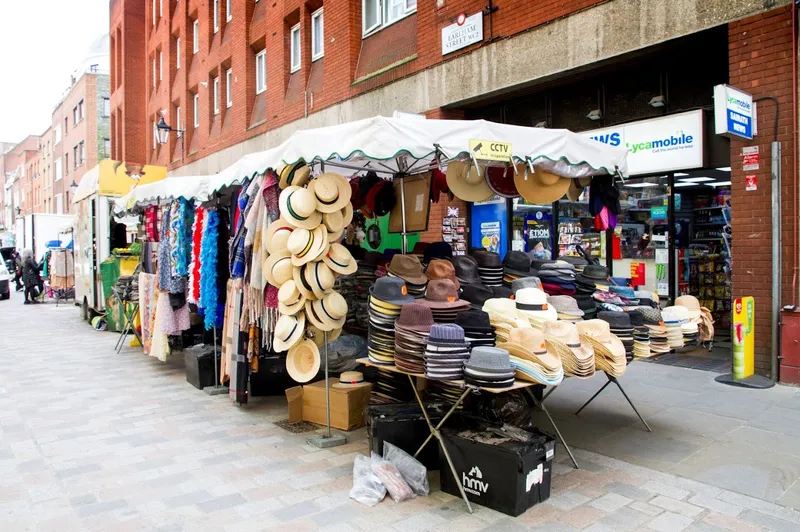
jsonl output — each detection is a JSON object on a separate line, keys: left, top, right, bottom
{"left": 462, "top": 466, "right": 489, "bottom": 495}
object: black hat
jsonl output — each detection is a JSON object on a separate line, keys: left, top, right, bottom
{"left": 455, "top": 309, "right": 493, "bottom": 331}
{"left": 474, "top": 251, "right": 502, "bottom": 268}
{"left": 598, "top": 311, "right": 632, "bottom": 329}
{"left": 361, "top": 251, "right": 383, "bottom": 267}
{"left": 503, "top": 251, "right": 532, "bottom": 277}
{"left": 583, "top": 265, "right": 609, "bottom": 280}
{"left": 627, "top": 311, "right": 644, "bottom": 327}
{"left": 452, "top": 255, "right": 481, "bottom": 285}
{"left": 491, "top": 286, "right": 513, "bottom": 299}
{"left": 460, "top": 283, "right": 494, "bottom": 309}
{"left": 574, "top": 294, "right": 597, "bottom": 311}
{"left": 358, "top": 171, "right": 381, "bottom": 202}
{"left": 374, "top": 182, "right": 397, "bottom": 217}
{"left": 557, "top": 256, "right": 588, "bottom": 267}
{"left": 424, "top": 241, "right": 453, "bottom": 263}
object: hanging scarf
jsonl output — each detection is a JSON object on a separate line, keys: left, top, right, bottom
{"left": 188, "top": 206, "right": 205, "bottom": 304}
{"left": 200, "top": 209, "right": 220, "bottom": 330}
{"left": 144, "top": 206, "right": 159, "bottom": 241}
{"left": 157, "top": 203, "right": 173, "bottom": 291}
{"left": 261, "top": 170, "right": 282, "bottom": 349}
{"left": 229, "top": 180, "right": 251, "bottom": 278}
{"left": 244, "top": 174, "right": 267, "bottom": 326}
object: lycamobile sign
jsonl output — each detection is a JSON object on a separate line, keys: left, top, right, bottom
{"left": 714, "top": 84, "right": 754, "bottom": 140}
{"left": 584, "top": 110, "right": 704, "bottom": 175}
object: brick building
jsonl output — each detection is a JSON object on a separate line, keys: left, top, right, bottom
{"left": 2, "top": 136, "right": 41, "bottom": 226}
{"left": 111, "top": 0, "right": 800, "bottom": 380}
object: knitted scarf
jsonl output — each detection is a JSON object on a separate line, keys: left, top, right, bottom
{"left": 261, "top": 170, "right": 281, "bottom": 349}
{"left": 200, "top": 209, "right": 220, "bottom": 330}
{"left": 187, "top": 206, "right": 205, "bottom": 304}
{"left": 244, "top": 174, "right": 266, "bottom": 327}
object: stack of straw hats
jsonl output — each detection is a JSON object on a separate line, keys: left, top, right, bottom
{"left": 635, "top": 307, "right": 669, "bottom": 354}
{"left": 387, "top": 254, "right": 427, "bottom": 299}
{"left": 543, "top": 321, "right": 595, "bottom": 378}
{"left": 547, "top": 295, "right": 584, "bottom": 322}
{"left": 674, "top": 297, "right": 701, "bottom": 345}
{"left": 463, "top": 347, "right": 517, "bottom": 389}
{"left": 628, "top": 311, "right": 651, "bottom": 358}
{"left": 421, "top": 279, "right": 469, "bottom": 322}
{"left": 482, "top": 298, "right": 530, "bottom": 343}
{"left": 497, "top": 328, "right": 564, "bottom": 386}
{"left": 367, "top": 277, "right": 415, "bottom": 366}
{"left": 394, "top": 303, "right": 434, "bottom": 374}
{"left": 598, "top": 311, "right": 635, "bottom": 361}
{"left": 662, "top": 307, "right": 685, "bottom": 349}
{"left": 424, "top": 324, "right": 470, "bottom": 381}
{"left": 577, "top": 319, "right": 627, "bottom": 376}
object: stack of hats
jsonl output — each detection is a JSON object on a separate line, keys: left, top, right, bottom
{"left": 511, "top": 277, "right": 543, "bottom": 294}
{"left": 411, "top": 241, "right": 429, "bottom": 262}
{"left": 423, "top": 241, "right": 453, "bottom": 265}
{"left": 674, "top": 306, "right": 698, "bottom": 346}
{"left": 371, "top": 367, "right": 415, "bottom": 404}
{"left": 557, "top": 255, "right": 588, "bottom": 274}
{"left": 675, "top": 296, "right": 702, "bottom": 345}
{"left": 455, "top": 309, "right": 496, "bottom": 349}
{"left": 634, "top": 307, "right": 669, "bottom": 355}
{"left": 498, "top": 328, "right": 564, "bottom": 385}
{"left": 463, "top": 347, "right": 517, "bottom": 389}
{"left": 367, "top": 277, "right": 415, "bottom": 366}
{"left": 543, "top": 321, "right": 595, "bottom": 378}
{"left": 514, "top": 287, "right": 558, "bottom": 328}
{"left": 574, "top": 295, "right": 598, "bottom": 320}
{"left": 502, "top": 251, "right": 533, "bottom": 288}
{"left": 421, "top": 279, "right": 469, "bottom": 323}
{"left": 628, "top": 311, "right": 652, "bottom": 358}
{"left": 491, "top": 286, "right": 513, "bottom": 299}
{"left": 387, "top": 254, "right": 427, "bottom": 299}
{"left": 577, "top": 319, "right": 627, "bottom": 377}
{"left": 577, "top": 264, "right": 610, "bottom": 291}
{"left": 424, "top": 324, "right": 470, "bottom": 381}
{"left": 357, "top": 251, "right": 381, "bottom": 287}
{"left": 474, "top": 251, "right": 504, "bottom": 287}
{"left": 461, "top": 283, "right": 495, "bottom": 310}
{"left": 598, "top": 311, "right": 634, "bottom": 361}
{"left": 393, "top": 303, "right": 434, "bottom": 374}
{"left": 662, "top": 307, "right": 685, "bottom": 349}
{"left": 547, "top": 295, "right": 584, "bottom": 322}
{"left": 635, "top": 290, "right": 659, "bottom": 308}
{"left": 609, "top": 285, "right": 638, "bottom": 305}
{"left": 452, "top": 256, "right": 481, "bottom": 286}
{"left": 426, "top": 259, "right": 460, "bottom": 289}
{"left": 482, "top": 298, "right": 531, "bottom": 343}
{"left": 539, "top": 261, "right": 577, "bottom": 296}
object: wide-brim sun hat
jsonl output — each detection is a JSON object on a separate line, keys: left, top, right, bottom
{"left": 445, "top": 161, "right": 494, "bottom": 202}
{"left": 322, "top": 243, "right": 357, "bottom": 276}
{"left": 309, "top": 173, "right": 352, "bottom": 213}
{"left": 322, "top": 209, "right": 345, "bottom": 233}
{"left": 265, "top": 218, "right": 294, "bottom": 254}
{"left": 293, "top": 264, "right": 319, "bottom": 300}
{"left": 287, "top": 225, "right": 329, "bottom": 266}
{"left": 306, "top": 291, "right": 348, "bottom": 331}
{"left": 486, "top": 164, "right": 520, "bottom": 199}
{"left": 515, "top": 287, "right": 558, "bottom": 322}
{"left": 264, "top": 250, "right": 294, "bottom": 287}
{"left": 304, "top": 260, "right": 336, "bottom": 299}
{"left": 515, "top": 166, "right": 571, "bottom": 204}
{"left": 279, "top": 186, "right": 322, "bottom": 229}
{"left": 273, "top": 312, "right": 306, "bottom": 352}
{"left": 286, "top": 339, "right": 320, "bottom": 383}
{"left": 278, "top": 160, "right": 311, "bottom": 189}
{"left": 278, "top": 279, "right": 307, "bottom": 315}
{"left": 543, "top": 320, "right": 594, "bottom": 362}
{"left": 307, "top": 323, "right": 342, "bottom": 348}
{"left": 566, "top": 176, "right": 592, "bottom": 202}
{"left": 341, "top": 202, "right": 354, "bottom": 227}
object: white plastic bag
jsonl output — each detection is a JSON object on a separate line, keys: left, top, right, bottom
{"left": 383, "top": 442, "right": 430, "bottom": 496}
{"left": 370, "top": 451, "right": 414, "bottom": 502}
{"left": 349, "top": 454, "right": 386, "bottom": 506}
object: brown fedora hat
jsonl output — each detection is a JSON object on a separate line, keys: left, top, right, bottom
{"left": 426, "top": 259, "right": 460, "bottom": 289}
{"left": 388, "top": 254, "right": 427, "bottom": 286}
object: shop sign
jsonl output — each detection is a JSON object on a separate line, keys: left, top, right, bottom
{"left": 469, "top": 139, "right": 512, "bottom": 162}
{"left": 650, "top": 206, "right": 667, "bottom": 221}
{"left": 584, "top": 110, "right": 704, "bottom": 175}
{"left": 714, "top": 84, "right": 754, "bottom": 140}
{"left": 742, "top": 146, "right": 760, "bottom": 171}
{"left": 630, "top": 263, "right": 645, "bottom": 286}
{"left": 732, "top": 297, "right": 755, "bottom": 379}
{"left": 442, "top": 12, "right": 483, "bottom": 55}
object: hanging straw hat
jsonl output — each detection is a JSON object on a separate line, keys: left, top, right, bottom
{"left": 265, "top": 218, "right": 295, "bottom": 254}
{"left": 322, "top": 243, "right": 357, "bottom": 276}
{"left": 278, "top": 279, "right": 307, "bottom": 316}
{"left": 303, "top": 261, "right": 336, "bottom": 299}
{"left": 515, "top": 166, "right": 571, "bottom": 204}
{"left": 306, "top": 291, "right": 348, "bottom": 331}
{"left": 341, "top": 202, "right": 354, "bottom": 227}
{"left": 286, "top": 338, "right": 320, "bottom": 383}
{"left": 323, "top": 209, "right": 344, "bottom": 234}
{"left": 445, "top": 161, "right": 494, "bottom": 202}
{"left": 287, "top": 225, "right": 329, "bottom": 266}
{"left": 264, "top": 250, "right": 294, "bottom": 287}
{"left": 273, "top": 312, "right": 306, "bottom": 352}
{"left": 307, "top": 323, "right": 342, "bottom": 348}
{"left": 278, "top": 160, "right": 311, "bottom": 189}
{"left": 280, "top": 186, "right": 322, "bottom": 229}
{"left": 293, "top": 264, "right": 318, "bottom": 300}
{"left": 566, "top": 177, "right": 592, "bottom": 202}
{"left": 309, "top": 173, "right": 352, "bottom": 213}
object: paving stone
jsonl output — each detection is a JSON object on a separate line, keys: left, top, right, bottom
{"left": 739, "top": 509, "right": 799, "bottom": 532}
{"left": 392, "top": 511, "right": 448, "bottom": 531}
{"left": 642, "top": 481, "right": 691, "bottom": 501}
{"left": 196, "top": 493, "right": 247, "bottom": 514}
{"left": 558, "top": 505, "right": 606, "bottom": 528}
{"left": 629, "top": 501, "right": 665, "bottom": 517}
{"left": 606, "top": 482, "right": 653, "bottom": 501}
{"left": 545, "top": 490, "right": 592, "bottom": 511}
{"left": 647, "top": 511, "right": 695, "bottom": 532}
{"left": 590, "top": 492, "right": 633, "bottom": 512}
{"left": 649, "top": 496, "right": 704, "bottom": 517}
{"left": 273, "top": 500, "right": 323, "bottom": 522}
{"left": 596, "top": 506, "right": 652, "bottom": 531}
{"left": 686, "top": 494, "right": 741, "bottom": 517}
{"left": 75, "top": 499, "right": 129, "bottom": 518}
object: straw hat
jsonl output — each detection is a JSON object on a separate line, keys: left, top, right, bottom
{"left": 307, "top": 323, "right": 342, "bottom": 348}
{"left": 341, "top": 202, "right": 354, "bottom": 227}
{"left": 293, "top": 264, "right": 317, "bottom": 300}
{"left": 278, "top": 160, "right": 311, "bottom": 189}
{"left": 323, "top": 209, "right": 344, "bottom": 233}
{"left": 304, "top": 261, "right": 336, "bottom": 299}
{"left": 515, "top": 166, "right": 571, "bottom": 204}
{"left": 287, "top": 225, "right": 329, "bottom": 266}
{"left": 322, "top": 243, "right": 357, "bottom": 276}
{"left": 576, "top": 319, "right": 626, "bottom": 376}
{"left": 306, "top": 291, "right": 348, "bottom": 331}
{"left": 515, "top": 287, "right": 558, "bottom": 323}
{"left": 265, "top": 218, "right": 294, "bottom": 254}
{"left": 278, "top": 279, "right": 307, "bottom": 316}
{"left": 286, "top": 339, "right": 320, "bottom": 383}
{"left": 543, "top": 321, "right": 595, "bottom": 378}
{"left": 675, "top": 295, "right": 702, "bottom": 319}
{"left": 273, "top": 312, "right": 306, "bottom": 352}
{"left": 482, "top": 297, "right": 524, "bottom": 323}
{"left": 279, "top": 186, "right": 322, "bottom": 229}
{"left": 486, "top": 165, "right": 520, "bottom": 199}
{"left": 333, "top": 371, "right": 370, "bottom": 389}
{"left": 566, "top": 176, "right": 592, "bottom": 202}
{"left": 309, "top": 173, "right": 351, "bottom": 213}
{"left": 497, "top": 328, "right": 561, "bottom": 371}
{"left": 445, "top": 161, "right": 494, "bottom": 202}
{"left": 264, "top": 250, "right": 294, "bottom": 287}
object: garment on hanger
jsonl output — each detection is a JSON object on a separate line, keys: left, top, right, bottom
{"left": 188, "top": 206, "right": 205, "bottom": 304}
{"left": 200, "top": 209, "right": 220, "bottom": 331}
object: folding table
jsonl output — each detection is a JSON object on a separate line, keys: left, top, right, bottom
{"left": 357, "top": 358, "right": 580, "bottom": 513}
{"left": 113, "top": 288, "right": 142, "bottom": 353}
{"left": 573, "top": 371, "right": 652, "bottom": 432}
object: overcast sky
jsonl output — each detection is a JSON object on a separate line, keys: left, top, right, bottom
{"left": 0, "top": 0, "right": 109, "bottom": 143}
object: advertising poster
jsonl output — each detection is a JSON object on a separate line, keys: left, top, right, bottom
{"left": 471, "top": 198, "right": 507, "bottom": 258}
{"left": 732, "top": 297, "right": 755, "bottom": 379}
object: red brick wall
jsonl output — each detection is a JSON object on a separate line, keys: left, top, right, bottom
{"left": 728, "top": 6, "right": 795, "bottom": 375}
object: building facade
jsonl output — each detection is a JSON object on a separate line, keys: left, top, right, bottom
{"left": 111, "top": 0, "right": 800, "bottom": 380}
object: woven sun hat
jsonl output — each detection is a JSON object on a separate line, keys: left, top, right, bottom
{"left": 287, "top": 225, "right": 329, "bottom": 266}
{"left": 307, "top": 323, "right": 342, "bottom": 348}
{"left": 485, "top": 164, "right": 520, "bottom": 198}
{"left": 303, "top": 260, "right": 336, "bottom": 299}
{"left": 286, "top": 338, "right": 320, "bottom": 383}
{"left": 566, "top": 176, "right": 592, "bottom": 202}
{"left": 664, "top": 306, "right": 690, "bottom": 323}
{"left": 446, "top": 160, "right": 494, "bottom": 202}
{"left": 515, "top": 287, "right": 558, "bottom": 323}
{"left": 387, "top": 254, "right": 427, "bottom": 286}
{"left": 576, "top": 319, "right": 627, "bottom": 376}
{"left": 421, "top": 279, "right": 469, "bottom": 310}
{"left": 461, "top": 283, "right": 494, "bottom": 310}
{"left": 278, "top": 160, "right": 311, "bottom": 189}
{"left": 341, "top": 201, "right": 354, "bottom": 227}
{"left": 426, "top": 259, "right": 460, "bottom": 290}
{"left": 497, "top": 328, "right": 561, "bottom": 371}
{"left": 369, "top": 276, "right": 415, "bottom": 306}
{"left": 512, "top": 276, "right": 543, "bottom": 294}
{"left": 452, "top": 255, "right": 481, "bottom": 285}
{"left": 543, "top": 320, "right": 595, "bottom": 377}
{"left": 264, "top": 250, "right": 293, "bottom": 288}
{"left": 309, "top": 172, "right": 352, "bottom": 213}
{"left": 293, "top": 264, "right": 318, "bottom": 300}
{"left": 675, "top": 295, "right": 702, "bottom": 319}
{"left": 265, "top": 218, "right": 294, "bottom": 254}
{"left": 273, "top": 312, "right": 306, "bottom": 352}
{"left": 332, "top": 371, "right": 370, "bottom": 389}
{"left": 306, "top": 291, "right": 348, "bottom": 331}
{"left": 322, "top": 209, "right": 345, "bottom": 234}
{"left": 483, "top": 297, "right": 524, "bottom": 324}
{"left": 322, "top": 243, "right": 357, "bottom": 276}
{"left": 547, "top": 295, "right": 584, "bottom": 320}
{"left": 278, "top": 280, "right": 307, "bottom": 316}
{"left": 279, "top": 185, "right": 322, "bottom": 229}
{"left": 514, "top": 166, "right": 571, "bottom": 204}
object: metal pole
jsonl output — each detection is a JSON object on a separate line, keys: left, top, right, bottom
{"left": 399, "top": 175, "right": 408, "bottom": 254}
{"left": 772, "top": 141, "right": 782, "bottom": 382}
{"left": 324, "top": 331, "right": 331, "bottom": 438}
{"left": 214, "top": 327, "right": 219, "bottom": 386}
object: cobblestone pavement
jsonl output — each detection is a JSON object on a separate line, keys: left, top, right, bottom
{"left": 2, "top": 292, "right": 800, "bottom": 531}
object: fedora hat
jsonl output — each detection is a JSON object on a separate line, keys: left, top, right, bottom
{"left": 515, "top": 287, "right": 558, "bottom": 323}
{"left": 278, "top": 279, "right": 307, "bottom": 315}
{"left": 286, "top": 339, "right": 320, "bottom": 383}
{"left": 583, "top": 264, "right": 609, "bottom": 280}
{"left": 486, "top": 164, "right": 520, "bottom": 199}
{"left": 482, "top": 297, "right": 524, "bottom": 323}
{"left": 370, "top": 277, "right": 415, "bottom": 306}
{"left": 460, "top": 283, "right": 494, "bottom": 309}
{"left": 452, "top": 255, "right": 481, "bottom": 285}
{"left": 515, "top": 166, "right": 571, "bottom": 204}
{"left": 293, "top": 264, "right": 318, "bottom": 300}
{"left": 306, "top": 291, "right": 348, "bottom": 332}
{"left": 426, "top": 259, "right": 460, "bottom": 289}
{"left": 264, "top": 250, "right": 294, "bottom": 287}
{"left": 675, "top": 295, "right": 702, "bottom": 319}
{"left": 322, "top": 243, "right": 357, "bottom": 276}
{"left": 333, "top": 371, "right": 370, "bottom": 389}
{"left": 273, "top": 312, "right": 306, "bottom": 352}
{"left": 265, "top": 218, "right": 294, "bottom": 254}
{"left": 280, "top": 186, "right": 322, "bottom": 229}
{"left": 309, "top": 173, "right": 352, "bottom": 213}
{"left": 278, "top": 160, "right": 311, "bottom": 189}
{"left": 395, "top": 302, "right": 435, "bottom": 332}
{"left": 576, "top": 319, "right": 627, "bottom": 369}
{"left": 421, "top": 279, "right": 468, "bottom": 310}
{"left": 287, "top": 225, "right": 329, "bottom": 266}
{"left": 304, "top": 261, "right": 336, "bottom": 299}
{"left": 566, "top": 176, "right": 592, "bottom": 202}
{"left": 445, "top": 161, "right": 494, "bottom": 202}
{"left": 465, "top": 346, "right": 514, "bottom": 373}
{"left": 388, "top": 254, "right": 427, "bottom": 286}
{"left": 423, "top": 242, "right": 453, "bottom": 264}
{"left": 511, "top": 276, "right": 543, "bottom": 294}
{"left": 503, "top": 251, "right": 532, "bottom": 277}
{"left": 543, "top": 320, "right": 594, "bottom": 367}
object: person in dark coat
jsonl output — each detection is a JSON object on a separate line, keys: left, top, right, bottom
{"left": 21, "top": 249, "right": 41, "bottom": 304}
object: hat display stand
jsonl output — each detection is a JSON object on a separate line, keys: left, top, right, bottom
{"left": 307, "top": 330, "right": 348, "bottom": 449}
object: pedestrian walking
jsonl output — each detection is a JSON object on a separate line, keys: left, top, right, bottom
{"left": 12, "top": 251, "right": 23, "bottom": 291}
{"left": 21, "top": 249, "right": 41, "bottom": 305}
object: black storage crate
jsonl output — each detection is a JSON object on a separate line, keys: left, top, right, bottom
{"left": 184, "top": 349, "right": 217, "bottom": 390}
{"left": 367, "top": 403, "right": 449, "bottom": 471}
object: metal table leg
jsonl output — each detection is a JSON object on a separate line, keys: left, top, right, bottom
{"left": 406, "top": 375, "right": 474, "bottom": 514}
{"left": 525, "top": 385, "right": 579, "bottom": 469}
{"left": 574, "top": 377, "right": 612, "bottom": 415}
{"left": 575, "top": 373, "right": 651, "bottom": 432}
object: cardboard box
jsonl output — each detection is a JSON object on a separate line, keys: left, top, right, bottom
{"left": 389, "top": 173, "right": 431, "bottom": 233}
{"left": 286, "top": 379, "right": 372, "bottom": 431}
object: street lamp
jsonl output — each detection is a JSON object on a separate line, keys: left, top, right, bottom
{"left": 155, "top": 117, "right": 185, "bottom": 162}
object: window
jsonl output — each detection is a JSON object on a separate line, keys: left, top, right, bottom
{"left": 80, "top": 141, "right": 85, "bottom": 165}
{"left": 64, "top": 117, "right": 68, "bottom": 132}
{"left": 176, "top": 106, "right": 182, "bottom": 137}
{"left": 159, "top": 0, "right": 163, "bottom": 17}
{"left": 104, "top": 138, "right": 111, "bottom": 157}
{"left": 193, "top": 20, "right": 200, "bottom": 53}
{"left": 213, "top": 0, "right": 219, "bottom": 33}
{"left": 73, "top": 146, "right": 78, "bottom": 168}
{"left": 312, "top": 9, "right": 324, "bottom": 61}
{"left": 159, "top": 50, "right": 163, "bottom": 81}
{"left": 226, "top": 68, "right": 233, "bottom": 107}
{"left": 73, "top": 106, "right": 78, "bottom": 125}
{"left": 176, "top": 37, "right": 180, "bottom": 69}
{"left": 193, "top": 93, "right": 200, "bottom": 127}
{"left": 152, "top": 0, "right": 156, "bottom": 25}
{"left": 213, "top": 76, "right": 220, "bottom": 115}
{"left": 153, "top": 57, "right": 156, "bottom": 87}
{"left": 226, "top": 0, "right": 232, "bottom": 21}
{"left": 362, "top": 0, "right": 416, "bottom": 36}
{"left": 290, "top": 24, "right": 301, "bottom": 73}
{"left": 153, "top": 119, "right": 157, "bottom": 149}
{"left": 78, "top": 100, "right": 84, "bottom": 122}
{"left": 54, "top": 125, "right": 61, "bottom": 145}
{"left": 54, "top": 159, "right": 62, "bottom": 181}
{"left": 64, "top": 153, "right": 69, "bottom": 174}
{"left": 55, "top": 194, "right": 63, "bottom": 215}
{"left": 103, "top": 97, "right": 110, "bottom": 117}
{"left": 255, "top": 50, "right": 266, "bottom": 94}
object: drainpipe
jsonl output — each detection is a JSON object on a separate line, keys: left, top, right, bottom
{"left": 793, "top": 1, "right": 798, "bottom": 307}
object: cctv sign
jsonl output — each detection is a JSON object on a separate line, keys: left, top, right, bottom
{"left": 714, "top": 84, "right": 755, "bottom": 140}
